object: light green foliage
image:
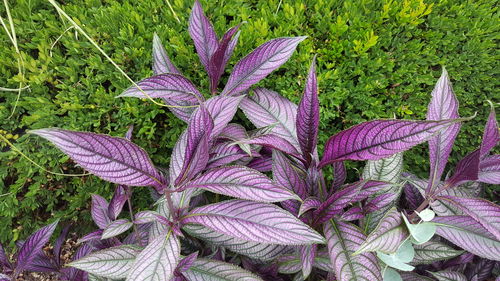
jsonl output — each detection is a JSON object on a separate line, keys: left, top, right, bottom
{"left": 0, "top": 0, "right": 498, "bottom": 244}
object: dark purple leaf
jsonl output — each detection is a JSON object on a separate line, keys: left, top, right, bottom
{"left": 180, "top": 165, "right": 299, "bottom": 202}
{"left": 465, "top": 257, "right": 495, "bottom": 281}
{"left": 478, "top": 154, "right": 500, "bottom": 184}
{"left": 365, "top": 192, "right": 398, "bottom": 213}
{"left": 118, "top": 74, "right": 203, "bottom": 103}
{"left": 188, "top": 0, "right": 218, "bottom": 72}
{"left": 480, "top": 104, "right": 499, "bottom": 157}
{"left": 108, "top": 185, "right": 130, "bottom": 221}
{"left": 430, "top": 270, "right": 467, "bottom": 281}
{"left": 63, "top": 244, "right": 92, "bottom": 281}
{"left": 0, "top": 243, "right": 11, "bottom": 270}
{"left": 296, "top": 56, "right": 319, "bottom": 164}
{"left": 31, "top": 128, "right": 166, "bottom": 189}
{"left": 298, "top": 197, "right": 321, "bottom": 217}
{"left": 204, "top": 95, "right": 243, "bottom": 139}
{"left": 15, "top": 220, "right": 58, "bottom": 276}
{"left": 272, "top": 151, "right": 306, "bottom": 215}
{"left": 331, "top": 162, "right": 346, "bottom": 190}
{"left": 206, "top": 141, "right": 248, "bottom": 169}
{"left": 403, "top": 176, "right": 425, "bottom": 210}
{"left": 247, "top": 154, "right": 273, "bottom": 172}
{"left": 152, "top": 33, "right": 182, "bottom": 75}
{"left": 176, "top": 252, "right": 198, "bottom": 274}
{"left": 320, "top": 118, "right": 467, "bottom": 167}
{"left": 183, "top": 199, "right": 325, "bottom": 245}
{"left": 53, "top": 224, "right": 70, "bottom": 268}
{"left": 426, "top": 69, "right": 461, "bottom": 194}
{"left": 341, "top": 207, "right": 364, "bottom": 221}
{"left": 91, "top": 194, "right": 111, "bottom": 229}
{"left": 221, "top": 37, "right": 306, "bottom": 96}
{"left": 444, "top": 149, "right": 480, "bottom": 189}
{"left": 241, "top": 133, "right": 303, "bottom": 160}
{"left": 433, "top": 215, "right": 500, "bottom": 261}
{"left": 209, "top": 25, "right": 241, "bottom": 93}
{"left": 25, "top": 253, "right": 57, "bottom": 272}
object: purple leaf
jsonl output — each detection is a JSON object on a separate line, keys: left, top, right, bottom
{"left": 399, "top": 272, "right": 435, "bottom": 281}
{"left": 53, "top": 225, "right": 70, "bottom": 268}
{"left": 240, "top": 133, "right": 303, "bottom": 160}
{"left": 25, "top": 253, "right": 57, "bottom": 272}
{"left": 324, "top": 219, "right": 382, "bottom": 281}
{"left": 183, "top": 224, "right": 292, "bottom": 261}
{"left": 125, "top": 125, "right": 134, "bottom": 140}
{"left": 480, "top": 104, "right": 499, "bottom": 157}
{"left": 209, "top": 25, "right": 241, "bottom": 93}
{"left": 430, "top": 271, "right": 467, "bottom": 281}
{"left": 332, "top": 162, "right": 346, "bottom": 190}
{"left": 247, "top": 153, "right": 273, "bottom": 172}
{"left": 183, "top": 258, "right": 263, "bottom": 281}
{"left": 68, "top": 245, "right": 141, "bottom": 279}
{"left": 341, "top": 207, "right": 364, "bottom": 221}
{"left": 436, "top": 195, "right": 500, "bottom": 240}
{"left": 239, "top": 88, "right": 299, "bottom": 149}
{"left": 91, "top": 194, "right": 111, "bottom": 229}
{"left": 412, "top": 241, "right": 464, "bottom": 264}
{"left": 118, "top": 74, "right": 203, "bottom": 103}
{"left": 365, "top": 192, "right": 398, "bottom": 213}
{"left": 152, "top": 33, "right": 182, "bottom": 75}
{"left": 278, "top": 250, "right": 333, "bottom": 274}
{"left": 15, "top": 220, "right": 58, "bottom": 276}
{"left": 403, "top": 176, "right": 425, "bottom": 210}
{"left": 128, "top": 231, "right": 180, "bottom": 281}
{"left": 465, "top": 258, "right": 496, "bottom": 281}
{"left": 478, "top": 154, "right": 500, "bottom": 184}
{"left": 102, "top": 219, "right": 133, "bottom": 239}
{"left": 362, "top": 153, "right": 403, "bottom": 183}
{"left": 444, "top": 149, "right": 480, "bottom": 189}
{"left": 426, "top": 69, "right": 461, "bottom": 194}
{"left": 299, "top": 244, "right": 316, "bottom": 279}
{"left": 206, "top": 141, "right": 248, "bottom": 169}
{"left": 183, "top": 199, "right": 325, "bottom": 245}
{"left": 188, "top": 0, "right": 218, "bottom": 72}
{"left": 108, "top": 185, "right": 130, "bottom": 221}
{"left": 176, "top": 252, "right": 198, "bottom": 273}
{"left": 222, "top": 37, "right": 306, "bottom": 96}
{"left": 165, "top": 99, "right": 198, "bottom": 123}
{"left": 204, "top": 95, "right": 243, "bottom": 139}
{"left": 433, "top": 215, "right": 500, "bottom": 261}
{"left": 63, "top": 244, "right": 92, "bottom": 281}
{"left": 356, "top": 208, "right": 408, "bottom": 254}
{"left": 218, "top": 123, "right": 248, "bottom": 141}
{"left": 31, "top": 128, "right": 166, "bottom": 189}
{"left": 0, "top": 243, "right": 11, "bottom": 270}
{"left": 175, "top": 105, "right": 214, "bottom": 186}
{"left": 180, "top": 166, "right": 299, "bottom": 203}
{"left": 298, "top": 197, "right": 321, "bottom": 217}
{"left": 272, "top": 151, "right": 307, "bottom": 215}
{"left": 296, "top": 57, "right": 319, "bottom": 164}
{"left": 320, "top": 118, "right": 467, "bottom": 167}
{"left": 78, "top": 230, "right": 103, "bottom": 243}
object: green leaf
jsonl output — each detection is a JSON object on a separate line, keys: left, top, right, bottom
{"left": 383, "top": 267, "right": 402, "bottom": 281}
{"left": 376, "top": 240, "right": 415, "bottom": 272}
{"left": 416, "top": 209, "right": 435, "bottom": 222}
{"left": 402, "top": 214, "right": 436, "bottom": 244}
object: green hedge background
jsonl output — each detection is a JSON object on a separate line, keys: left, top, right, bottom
{"left": 0, "top": 0, "right": 498, "bottom": 245}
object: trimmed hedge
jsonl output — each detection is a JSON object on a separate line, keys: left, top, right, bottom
{"left": 0, "top": 0, "right": 498, "bottom": 245}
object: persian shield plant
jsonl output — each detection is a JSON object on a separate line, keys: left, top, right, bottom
{"left": 21, "top": 1, "right": 499, "bottom": 281}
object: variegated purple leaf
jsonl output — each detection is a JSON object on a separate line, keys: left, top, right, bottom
{"left": 180, "top": 166, "right": 299, "bottom": 203}
{"left": 320, "top": 118, "right": 468, "bottom": 167}
{"left": 426, "top": 69, "right": 461, "bottom": 194}
{"left": 31, "top": 129, "right": 166, "bottom": 188}
{"left": 332, "top": 162, "right": 346, "bottom": 190}
{"left": 296, "top": 57, "right": 319, "bottom": 164}
{"left": 298, "top": 197, "right": 321, "bottom": 217}
{"left": 128, "top": 231, "right": 180, "bottom": 281}
{"left": 102, "top": 219, "right": 133, "bottom": 239}
{"left": 176, "top": 252, "right": 198, "bottom": 273}
{"left": 465, "top": 258, "right": 496, "bottom": 281}
{"left": 108, "top": 185, "right": 130, "bottom": 221}
{"left": 411, "top": 241, "right": 464, "bottom": 264}
{"left": 205, "top": 95, "right": 244, "bottom": 139}
{"left": 300, "top": 244, "right": 316, "bottom": 279}
{"left": 272, "top": 151, "right": 307, "bottom": 215}
{"left": 444, "top": 149, "right": 480, "bottom": 189}
{"left": 222, "top": 37, "right": 306, "bottom": 96}
{"left": 68, "top": 245, "right": 141, "bottom": 279}
{"left": 355, "top": 208, "right": 408, "bottom": 254}
{"left": 91, "top": 194, "right": 111, "bottom": 229}
{"left": 365, "top": 192, "right": 398, "bottom": 213}
{"left": 183, "top": 224, "right": 292, "bottom": 261}
{"left": 183, "top": 199, "right": 325, "bottom": 245}
{"left": 324, "top": 219, "right": 382, "bottom": 281}
{"left": 206, "top": 141, "right": 248, "bottom": 169}
{"left": 430, "top": 271, "right": 467, "bottom": 281}
{"left": 341, "top": 207, "right": 364, "bottom": 221}
{"left": 0, "top": 243, "right": 11, "bottom": 270}
{"left": 78, "top": 230, "right": 103, "bottom": 243}
{"left": 175, "top": 105, "right": 214, "bottom": 186}
{"left": 188, "top": 0, "right": 218, "bottom": 72}
{"left": 218, "top": 123, "right": 248, "bottom": 141}
{"left": 15, "top": 220, "right": 58, "bottom": 276}
{"left": 436, "top": 195, "right": 500, "bottom": 240}
{"left": 478, "top": 154, "right": 500, "bottom": 184}
{"left": 433, "top": 215, "right": 500, "bottom": 261}
{"left": 480, "top": 104, "right": 499, "bottom": 157}
{"left": 241, "top": 133, "right": 303, "bottom": 160}
{"left": 152, "top": 33, "right": 181, "bottom": 75}
{"left": 247, "top": 153, "right": 273, "bottom": 172}
{"left": 183, "top": 258, "right": 263, "bottom": 281}
{"left": 118, "top": 74, "right": 203, "bottom": 103}
{"left": 240, "top": 88, "right": 299, "bottom": 149}
{"left": 209, "top": 25, "right": 241, "bottom": 93}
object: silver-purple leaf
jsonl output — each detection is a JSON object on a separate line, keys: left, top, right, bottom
{"left": 118, "top": 74, "right": 203, "bottom": 103}
{"left": 480, "top": 104, "right": 499, "bottom": 157}
{"left": 152, "top": 33, "right": 181, "bottom": 75}
{"left": 426, "top": 69, "right": 461, "bottom": 194}
{"left": 165, "top": 99, "right": 198, "bottom": 123}
{"left": 188, "top": 0, "right": 218, "bottom": 72}
{"left": 183, "top": 224, "right": 292, "bottom": 262}
{"left": 411, "top": 241, "right": 464, "bottom": 264}
{"left": 355, "top": 208, "right": 408, "bottom": 254}
{"left": 91, "top": 194, "right": 111, "bottom": 230}
{"left": 320, "top": 118, "right": 467, "bottom": 167}
{"left": 362, "top": 153, "right": 403, "bottom": 183}
{"left": 31, "top": 128, "right": 166, "bottom": 188}
{"left": 209, "top": 25, "right": 241, "bottom": 93}
{"left": 128, "top": 231, "right": 180, "bottom": 281}
{"left": 444, "top": 149, "right": 480, "bottom": 188}
{"left": 332, "top": 162, "right": 346, "bottom": 190}
{"left": 183, "top": 199, "right": 325, "bottom": 245}
{"left": 436, "top": 195, "right": 500, "bottom": 240}
{"left": 430, "top": 271, "right": 467, "bottom": 281}
{"left": 240, "top": 88, "right": 299, "bottom": 149}
{"left": 183, "top": 258, "right": 263, "bottom": 281}
{"left": 15, "top": 220, "right": 58, "bottom": 276}
{"left": 433, "top": 215, "right": 500, "bottom": 261}
{"left": 278, "top": 250, "right": 333, "bottom": 274}
{"left": 108, "top": 185, "right": 130, "bottom": 221}
{"left": 272, "top": 151, "right": 307, "bottom": 215}
{"left": 478, "top": 154, "right": 500, "bottom": 184}
{"left": 296, "top": 57, "right": 319, "bottom": 164}
{"left": 221, "top": 37, "right": 306, "bottom": 96}
{"left": 102, "top": 219, "right": 133, "bottom": 239}
{"left": 241, "top": 133, "right": 303, "bottom": 160}
{"left": 68, "top": 245, "right": 141, "bottom": 279}
{"left": 206, "top": 141, "right": 248, "bottom": 169}
{"left": 341, "top": 207, "right": 364, "bottom": 221}
{"left": 205, "top": 95, "right": 244, "bottom": 139}
{"left": 181, "top": 165, "right": 299, "bottom": 203}
{"left": 324, "top": 219, "right": 382, "bottom": 281}
{"left": 218, "top": 123, "right": 248, "bottom": 141}
{"left": 399, "top": 272, "right": 434, "bottom": 281}
{"left": 298, "top": 197, "right": 321, "bottom": 217}
{"left": 299, "top": 244, "right": 316, "bottom": 279}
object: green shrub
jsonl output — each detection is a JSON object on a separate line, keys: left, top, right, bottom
{"left": 0, "top": 0, "right": 497, "bottom": 245}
